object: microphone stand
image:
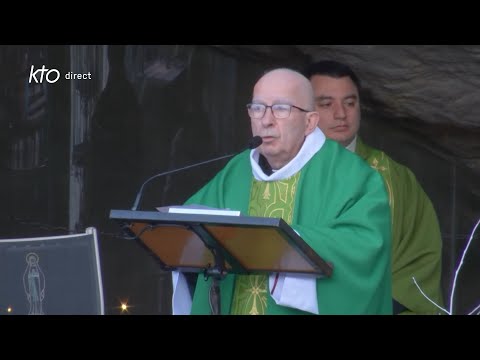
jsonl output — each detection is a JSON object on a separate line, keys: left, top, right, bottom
{"left": 131, "top": 153, "right": 234, "bottom": 211}
{"left": 131, "top": 136, "right": 262, "bottom": 211}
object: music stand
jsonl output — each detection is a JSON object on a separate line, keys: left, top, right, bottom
{"left": 110, "top": 209, "right": 333, "bottom": 314}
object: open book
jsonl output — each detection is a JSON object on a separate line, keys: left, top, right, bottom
{"left": 156, "top": 204, "right": 241, "bottom": 217}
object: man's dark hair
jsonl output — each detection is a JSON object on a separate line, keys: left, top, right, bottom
{"left": 303, "top": 60, "right": 361, "bottom": 92}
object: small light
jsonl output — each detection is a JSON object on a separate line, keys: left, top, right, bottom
{"left": 121, "top": 303, "right": 128, "bottom": 313}
{"left": 7, "top": 307, "right": 12, "bottom": 313}
{"left": 116, "top": 298, "right": 134, "bottom": 314}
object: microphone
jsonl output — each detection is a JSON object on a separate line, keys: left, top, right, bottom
{"left": 131, "top": 136, "right": 262, "bottom": 211}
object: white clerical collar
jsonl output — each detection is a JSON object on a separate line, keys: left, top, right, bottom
{"left": 250, "top": 127, "right": 326, "bottom": 181}
{"left": 345, "top": 135, "right": 357, "bottom": 153}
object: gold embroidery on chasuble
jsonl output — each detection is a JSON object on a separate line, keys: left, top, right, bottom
{"left": 230, "top": 172, "right": 301, "bottom": 315}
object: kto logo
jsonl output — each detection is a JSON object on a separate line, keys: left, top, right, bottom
{"left": 29, "top": 65, "right": 60, "bottom": 84}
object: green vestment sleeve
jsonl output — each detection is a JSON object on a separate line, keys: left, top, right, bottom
{"left": 356, "top": 137, "right": 444, "bottom": 314}
{"left": 186, "top": 140, "right": 392, "bottom": 314}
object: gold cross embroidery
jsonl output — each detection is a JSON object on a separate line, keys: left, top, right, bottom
{"left": 263, "top": 183, "right": 271, "bottom": 200}
{"left": 247, "top": 276, "right": 267, "bottom": 315}
{"left": 371, "top": 157, "right": 387, "bottom": 172}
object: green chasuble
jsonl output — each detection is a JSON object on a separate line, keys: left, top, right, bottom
{"left": 230, "top": 173, "right": 301, "bottom": 315}
{"left": 356, "top": 137, "right": 444, "bottom": 314}
{"left": 187, "top": 139, "right": 392, "bottom": 315}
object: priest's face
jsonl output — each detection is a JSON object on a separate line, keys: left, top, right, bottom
{"left": 249, "top": 70, "right": 318, "bottom": 170}
{"left": 309, "top": 75, "right": 361, "bottom": 147}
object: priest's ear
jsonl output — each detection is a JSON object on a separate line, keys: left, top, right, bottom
{"left": 304, "top": 111, "right": 319, "bottom": 136}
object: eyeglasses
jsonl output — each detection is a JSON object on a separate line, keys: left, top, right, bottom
{"left": 246, "top": 103, "right": 311, "bottom": 120}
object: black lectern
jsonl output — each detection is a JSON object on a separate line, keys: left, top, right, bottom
{"left": 110, "top": 209, "right": 333, "bottom": 314}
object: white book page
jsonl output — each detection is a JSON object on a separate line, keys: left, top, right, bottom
{"left": 156, "top": 204, "right": 240, "bottom": 216}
